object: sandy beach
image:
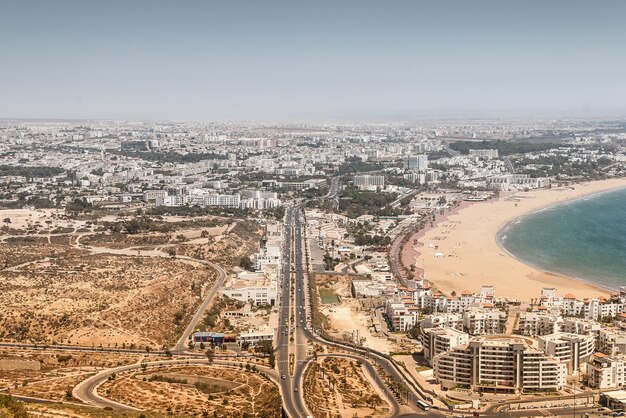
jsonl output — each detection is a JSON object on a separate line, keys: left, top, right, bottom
{"left": 410, "top": 178, "right": 626, "bottom": 302}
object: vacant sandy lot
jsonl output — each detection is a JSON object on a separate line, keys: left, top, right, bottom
{"left": 0, "top": 253, "right": 216, "bottom": 347}
{"left": 99, "top": 365, "right": 281, "bottom": 417}
{"left": 304, "top": 357, "right": 390, "bottom": 417}
{"left": 315, "top": 273, "right": 416, "bottom": 354}
{"left": 0, "top": 348, "right": 165, "bottom": 401}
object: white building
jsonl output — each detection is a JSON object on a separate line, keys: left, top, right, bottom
{"left": 587, "top": 353, "right": 626, "bottom": 389}
{"left": 462, "top": 308, "right": 507, "bottom": 336}
{"left": 469, "top": 149, "right": 499, "bottom": 159}
{"left": 598, "top": 328, "right": 626, "bottom": 356}
{"left": 204, "top": 193, "right": 241, "bottom": 208}
{"left": 422, "top": 327, "right": 469, "bottom": 365}
{"left": 351, "top": 279, "right": 385, "bottom": 298}
{"left": 434, "top": 336, "right": 566, "bottom": 393}
{"left": 538, "top": 332, "right": 595, "bottom": 374}
{"left": 385, "top": 299, "right": 419, "bottom": 331}
{"left": 403, "top": 154, "right": 428, "bottom": 170}
{"left": 517, "top": 311, "right": 562, "bottom": 336}
{"left": 238, "top": 328, "right": 274, "bottom": 346}
{"left": 419, "top": 313, "right": 464, "bottom": 332}
{"left": 488, "top": 174, "right": 550, "bottom": 191}
{"left": 353, "top": 175, "right": 385, "bottom": 191}
{"left": 222, "top": 285, "right": 277, "bottom": 307}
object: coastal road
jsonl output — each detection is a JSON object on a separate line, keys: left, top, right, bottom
{"left": 389, "top": 225, "right": 410, "bottom": 285}
{"left": 504, "top": 156, "right": 516, "bottom": 173}
{"left": 290, "top": 207, "right": 434, "bottom": 417}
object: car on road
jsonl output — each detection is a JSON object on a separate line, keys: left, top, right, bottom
{"left": 281, "top": 375, "right": 286, "bottom": 379}
{"left": 294, "top": 387, "right": 298, "bottom": 392}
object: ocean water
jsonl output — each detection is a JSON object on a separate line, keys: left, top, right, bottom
{"left": 499, "top": 187, "right": 626, "bottom": 291}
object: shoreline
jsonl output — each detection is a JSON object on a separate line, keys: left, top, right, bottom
{"left": 495, "top": 186, "right": 626, "bottom": 294}
{"left": 409, "top": 178, "right": 626, "bottom": 302}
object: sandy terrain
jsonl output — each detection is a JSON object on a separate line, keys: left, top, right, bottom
{"left": 411, "top": 178, "right": 626, "bottom": 302}
{"left": 0, "top": 214, "right": 262, "bottom": 349}
{"left": 0, "top": 253, "right": 216, "bottom": 347}
{"left": 303, "top": 357, "right": 390, "bottom": 418}
{"left": 315, "top": 274, "right": 416, "bottom": 354}
{"left": 0, "top": 347, "right": 163, "bottom": 401}
{"left": 99, "top": 365, "right": 281, "bottom": 417}
{"left": 324, "top": 304, "right": 397, "bottom": 354}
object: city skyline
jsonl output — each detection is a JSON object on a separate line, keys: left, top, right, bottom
{"left": 2, "top": 0, "right": 626, "bottom": 121}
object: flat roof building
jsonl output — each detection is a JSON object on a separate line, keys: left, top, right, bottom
{"left": 434, "top": 335, "right": 566, "bottom": 393}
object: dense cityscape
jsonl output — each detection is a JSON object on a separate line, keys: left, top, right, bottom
{"left": 3, "top": 1, "right": 626, "bottom": 417}
{"left": 1, "top": 118, "right": 626, "bottom": 417}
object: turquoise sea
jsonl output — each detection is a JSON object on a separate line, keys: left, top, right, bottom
{"left": 499, "top": 186, "right": 626, "bottom": 291}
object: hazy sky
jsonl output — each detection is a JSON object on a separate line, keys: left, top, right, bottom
{"left": 1, "top": 0, "right": 626, "bottom": 121}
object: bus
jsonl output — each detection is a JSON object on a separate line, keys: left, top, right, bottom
{"left": 416, "top": 400, "right": 430, "bottom": 411}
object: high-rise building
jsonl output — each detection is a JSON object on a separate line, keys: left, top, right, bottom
{"left": 353, "top": 175, "right": 385, "bottom": 190}
{"left": 403, "top": 154, "right": 428, "bottom": 170}
{"left": 434, "top": 336, "right": 566, "bottom": 393}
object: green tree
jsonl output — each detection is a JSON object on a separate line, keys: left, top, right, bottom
{"left": 206, "top": 348, "right": 215, "bottom": 364}
{"left": 239, "top": 255, "right": 254, "bottom": 271}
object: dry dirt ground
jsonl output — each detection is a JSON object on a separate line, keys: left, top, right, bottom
{"left": 0, "top": 252, "right": 216, "bottom": 348}
{"left": 0, "top": 217, "right": 263, "bottom": 348}
{"left": 0, "top": 348, "right": 167, "bottom": 400}
{"left": 21, "top": 402, "right": 166, "bottom": 417}
{"left": 0, "top": 236, "right": 87, "bottom": 268}
{"left": 99, "top": 365, "right": 281, "bottom": 417}
{"left": 303, "top": 356, "right": 390, "bottom": 418}
{"left": 313, "top": 273, "right": 414, "bottom": 354}
{"left": 175, "top": 220, "right": 263, "bottom": 269}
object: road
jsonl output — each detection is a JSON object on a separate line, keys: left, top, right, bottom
{"left": 390, "top": 188, "right": 420, "bottom": 209}
{"left": 288, "top": 206, "right": 604, "bottom": 418}
{"left": 389, "top": 224, "right": 410, "bottom": 286}
{"left": 275, "top": 206, "right": 308, "bottom": 417}
{"left": 277, "top": 205, "right": 395, "bottom": 417}
{"left": 326, "top": 176, "right": 340, "bottom": 210}
{"left": 504, "top": 156, "right": 516, "bottom": 173}
{"left": 288, "top": 206, "right": 434, "bottom": 417}
{"left": 73, "top": 358, "right": 279, "bottom": 410}
{"left": 444, "top": 145, "right": 461, "bottom": 157}
{"left": 172, "top": 257, "right": 227, "bottom": 353}
{"left": 75, "top": 230, "right": 229, "bottom": 354}
{"left": 305, "top": 352, "right": 401, "bottom": 416}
